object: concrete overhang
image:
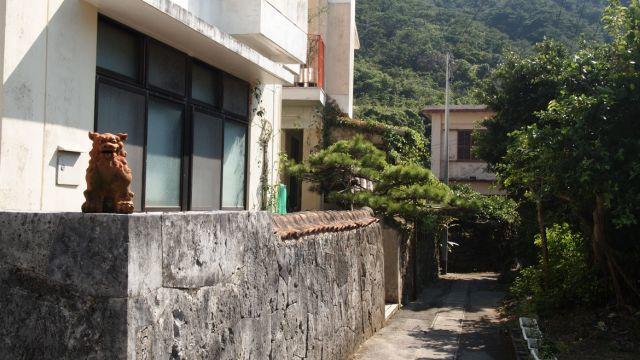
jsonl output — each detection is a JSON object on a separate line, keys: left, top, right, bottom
{"left": 283, "top": 87, "right": 326, "bottom": 106}
{"left": 421, "top": 105, "right": 491, "bottom": 117}
{"left": 83, "top": 0, "right": 295, "bottom": 85}
{"left": 231, "top": 0, "right": 308, "bottom": 64}
{"left": 284, "top": 64, "right": 301, "bottom": 77}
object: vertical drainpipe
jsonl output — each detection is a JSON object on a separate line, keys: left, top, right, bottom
{"left": 39, "top": 0, "right": 52, "bottom": 210}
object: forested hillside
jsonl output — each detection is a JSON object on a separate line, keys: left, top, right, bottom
{"left": 354, "top": 0, "right": 607, "bottom": 132}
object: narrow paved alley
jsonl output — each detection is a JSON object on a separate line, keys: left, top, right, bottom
{"left": 354, "top": 273, "right": 515, "bottom": 360}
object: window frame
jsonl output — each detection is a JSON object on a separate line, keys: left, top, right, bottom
{"left": 94, "top": 15, "right": 250, "bottom": 212}
{"left": 144, "top": 94, "right": 188, "bottom": 212}
{"left": 146, "top": 38, "right": 189, "bottom": 99}
{"left": 96, "top": 16, "right": 145, "bottom": 87}
{"left": 189, "top": 104, "right": 223, "bottom": 212}
{"left": 190, "top": 59, "right": 223, "bottom": 109}
{"left": 455, "top": 130, "right": 482, "bottom": 162}
{"left": 221, "top": 117, "right": 250, "bottom": 211}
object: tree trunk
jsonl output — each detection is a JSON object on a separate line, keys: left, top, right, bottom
{"left": 592, "top": 194, "right": 625, "bottom": 306}
{"left": 592, "top": 195, "right": 606, "bottom": 265}
{"left": 577, "top": 212, "right": 596, "bottom": 265}
{"left": 536, "top": 201, "right": 550, "bottom": 290}
{"left": 258, "top": 119, "right": 272, "bottom": 211}
{"left": 261, "top": 148, "right": 269, "bottom": 211}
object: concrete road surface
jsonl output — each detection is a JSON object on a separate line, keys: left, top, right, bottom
{"left": 353, "top": 273, "right": 515, "bottom": 360}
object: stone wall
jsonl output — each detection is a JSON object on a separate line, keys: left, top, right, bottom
{"left": 0, "top": 210, "right": 385, "bottom": 359}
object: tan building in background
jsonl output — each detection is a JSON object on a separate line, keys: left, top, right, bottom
{"left": 281, "top": 0, "right": 360, "bottom": 212}
{"left": 422, "top": 105, "right": 503, "bottom": 195}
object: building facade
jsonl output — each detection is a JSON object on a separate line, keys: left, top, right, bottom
{"left": 0, "top": 0, "right": 319, "bottom": 211}
{"left": 281, "top": 0, "right": 359, "bottom": 212}
{"left": 423, "top": 105, "right": 502, "bottom": 195}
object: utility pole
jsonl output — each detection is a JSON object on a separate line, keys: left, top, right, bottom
{"left": 441, "top": 53, "right": 451, "bottom": 275}
{"left": 443, "top": 53, "right": 451, "bottom": 185}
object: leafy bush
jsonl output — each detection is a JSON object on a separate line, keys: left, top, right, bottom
{"left": 511, "top": 224, "right": 606, "bottom": 314}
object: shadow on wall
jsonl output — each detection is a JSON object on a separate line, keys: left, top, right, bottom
{"left": 410, "top": 223, "right": 439, "bottom": 302}
{"left": 2, "top": 1, "right": 95, "bottom": 126}
{"left": 0, "top": 1, "right": 96, "bottom": 208}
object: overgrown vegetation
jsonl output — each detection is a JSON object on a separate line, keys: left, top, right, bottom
{"left": 476, "top": 0, "right": 640, "bottom": 313}
{"left": 511, "top": 224, "right": 606, "bottom": 314}
{"left": 321, "top": 100, "right": 430, "bottom": 166}
{"left": 302, "top": 0, "right": 639, "bottom": 328}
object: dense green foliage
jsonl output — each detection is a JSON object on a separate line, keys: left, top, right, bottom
{"left": 477, "top": 0, "right": 640, "bottom": 307}
{"left": 474, "top": 40, "right": 568, "bottom": 175}
{"left": 354, "top": 0, "right": 607, "bottom": 133}
{"left": 511, "top": 224, "right": 606, "bottom": 313}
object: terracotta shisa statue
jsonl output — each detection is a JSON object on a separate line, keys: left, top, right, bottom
{"left": 82, "top": 132, "right": 135, "bottom": 214}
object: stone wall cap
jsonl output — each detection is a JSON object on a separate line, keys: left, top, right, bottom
{"left": 272, "top": 208, "right": 379, "bottom": 240}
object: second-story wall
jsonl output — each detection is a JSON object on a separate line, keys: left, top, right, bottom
{"left": 427, "top": 107, "right": 503, "bottom": 195}
{"left": 308, "top": 0, "right": 358, "bottom": 116}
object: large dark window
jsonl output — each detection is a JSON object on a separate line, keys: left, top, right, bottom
{"left": 456, "top": 130, "right": 479, "bottom": 161}
{"left": 191, "top": 111, "right": 222, "bottom": 210}
{"left": 222, "top": 120, "right": 247, "bottom": 209}
{"left": 145, "top": 98, "right": 184, "bottom": 208}
{"left": 95, "top": 16, "right": 250, "bottom": 211}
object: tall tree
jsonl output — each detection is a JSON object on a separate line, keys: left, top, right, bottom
{"left": 476, "top": 0, "right": 640, "bottom": 305}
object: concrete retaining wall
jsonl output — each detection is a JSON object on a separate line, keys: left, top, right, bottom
{"left": 0, "top": 210, "right": 385, "bottom": 359}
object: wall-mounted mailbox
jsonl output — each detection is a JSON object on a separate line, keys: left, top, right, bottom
{"left": 56, "top": 146, "right": 84, "bottom": 186}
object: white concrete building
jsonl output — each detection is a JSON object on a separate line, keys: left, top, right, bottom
{"left": 423, "top": 105, "right": 503, "bottom": 195}
{"left": 0, "top": 0, "right": 314, "bottom": 211}
{"left": 280, "top": 0, "right": 360, "bottom": 212}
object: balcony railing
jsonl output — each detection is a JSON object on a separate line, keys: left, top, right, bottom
{"left": 296, "top": 34, "right": 325, "bottom": 88}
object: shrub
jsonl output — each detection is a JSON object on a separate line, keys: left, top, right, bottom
{"left": 510, "top": 223, "right": 606, "bottom": 314}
